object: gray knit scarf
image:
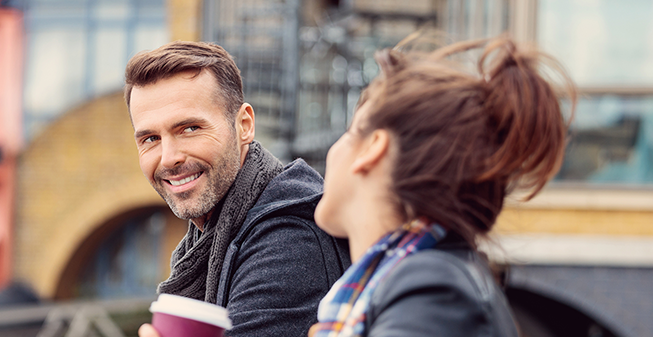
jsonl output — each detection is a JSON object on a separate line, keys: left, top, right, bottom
{"left": 157, "top": 141, "right": 284, "bottom": 303}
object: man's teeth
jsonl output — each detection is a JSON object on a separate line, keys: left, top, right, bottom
{"left": 169, "top": 173, "right": 200, "bottom": 186}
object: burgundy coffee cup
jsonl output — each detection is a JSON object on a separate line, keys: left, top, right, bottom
{"left": 149, "top": 294, "right": 232, "bottom": 337}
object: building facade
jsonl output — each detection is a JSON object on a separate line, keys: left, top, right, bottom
{"left": 10, "top": 0, "right": 189, "bottom": 301}
{"left": 4, "top": 0, "right": 653, "bottom": 336}
{"left": 202, "top": 0, "right": 653, "bottom": 336}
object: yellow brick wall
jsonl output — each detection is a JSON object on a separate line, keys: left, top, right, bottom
{"left": 167, "top": 0, "right": 202, "bottom": 41}
{"left": 14, "top": 92, "right": 169, "bottom": 297}
{"left": 495, "top": 189, "right": 653, "bottom": 238}
{"left": 13, "top": 0, "right": 204, "bottom": 300}
{"left": 496, "top": 207, "right": 653, "bottom": 237}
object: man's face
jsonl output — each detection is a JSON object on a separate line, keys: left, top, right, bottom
{"left": 130, "top": 70, "right": 241, "bottom": 224}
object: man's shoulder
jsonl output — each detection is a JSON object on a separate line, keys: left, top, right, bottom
{"left": 246, "top": 158, "right": 324, "bottom": 221}
{"left": 231, "top": 156, "right": 348, "bottom": 272}
{"left": 261, "top": 158, "right": 324, "bottom": 203}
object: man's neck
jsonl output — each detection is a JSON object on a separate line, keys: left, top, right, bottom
{"left": 191, "top": 211, "right": 211, "bottom": 232}
{"left": 190, "top": 194, "right": 229, "bottom": 232}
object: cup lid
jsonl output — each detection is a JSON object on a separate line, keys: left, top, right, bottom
{"left": 149, "top": 294, "right": 232, "bottom": 330}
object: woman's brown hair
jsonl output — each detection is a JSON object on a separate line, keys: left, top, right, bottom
{"left": 359, "top": 36, "right": 576, "bottom": 246}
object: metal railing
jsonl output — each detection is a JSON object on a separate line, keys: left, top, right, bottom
{"left": 203, "top": 0, "right": 445, "bottom": 171}
{"left": 0, "top": 297, "right": 154, "bottom": 337}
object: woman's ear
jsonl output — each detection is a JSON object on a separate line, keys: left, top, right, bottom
{"left": 351, "top": 129, "right": 391, "bottom": 175}
{"left": 235, "top": 103, "right": 255, "bottom": 144}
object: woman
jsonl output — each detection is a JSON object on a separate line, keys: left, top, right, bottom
{"left": 310, "top": 35, "right": 575, "bottom": 337}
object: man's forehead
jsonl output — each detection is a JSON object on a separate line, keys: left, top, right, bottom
{"left": 132, "top": 71, "right": 218, "bottom": 103}
{"left": 133, "top": 70, "right": 205, "bottom": 92}
{"left": 140, "top": 70, "right": 222, "bottom": 104}
{"left": 130, "top": 79, "right": 229, "bottom": 130}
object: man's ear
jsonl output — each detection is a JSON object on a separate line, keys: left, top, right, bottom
{"left": 235, "top": 103, "right": 255, "bottom": 144}
{"left": 351, "top": 129, "right": 391, "bottom": 175}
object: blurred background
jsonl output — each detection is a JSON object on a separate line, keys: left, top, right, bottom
{"left": 0, "top": 0, "right": 652, "bottom": 336}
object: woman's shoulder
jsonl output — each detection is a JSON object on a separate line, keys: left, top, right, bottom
{"left": 371, "top": 247, "right": 497, "bottom": 312}
{"left": 392, "top": 246, "right": 496, "bottom": 297}
{"left": 367, "top": 247, "right": 519, "bottom": 337}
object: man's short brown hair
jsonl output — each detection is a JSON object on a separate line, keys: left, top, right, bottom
{"left": 124, "top": 41, "right": 244, "bottom": 124}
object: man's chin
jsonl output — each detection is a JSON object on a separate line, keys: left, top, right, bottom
{"left": 169, "top": 206, "right": 205, "bottom": 221}
{"left": 163, "top": 196, "right": 203, "bottom": 220}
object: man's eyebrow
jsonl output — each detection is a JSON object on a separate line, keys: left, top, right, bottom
{"left": 171, "top": 117, "right": 208, "bottom": 130}
{"left": 134, "top": 129, "right": 154, "bottom": 139}
{"left": 134, "top": 118, "right": 210, "bottom": 139}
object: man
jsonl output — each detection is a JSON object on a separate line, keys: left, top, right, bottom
{"left": 124, "top": 41, "right": 350, "bottom": 336}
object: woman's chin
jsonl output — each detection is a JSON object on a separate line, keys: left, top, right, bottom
{"left": 315, "top": 202, "right": 347, "bottom": 238}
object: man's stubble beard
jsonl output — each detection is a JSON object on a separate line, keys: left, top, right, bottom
{"left": 152, "top": 137, "right": 242, "bottom": 221}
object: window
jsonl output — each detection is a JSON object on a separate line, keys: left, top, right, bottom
{"left": 23, "top": 0, "right": 168, "bottom": 140}
{"left": 538, "top": 0, "right": 653, "bottom": 185}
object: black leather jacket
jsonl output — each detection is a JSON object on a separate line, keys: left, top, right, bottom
{"left": 366, "top": 237, "right": 519, "bottom": 337}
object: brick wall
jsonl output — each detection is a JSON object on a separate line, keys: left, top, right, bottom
{"left": 13, "top": 0, "right": 202, "bottom": 300}
{"left": 14, "top": 92, "right": 168, "bottom": 298}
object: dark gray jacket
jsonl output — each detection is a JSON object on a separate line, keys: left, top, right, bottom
{"left": 215, "top": 159, "right": 350, "bottom": 337}
{"left": 367, "top": 237, "right": 519, "bottom": 337}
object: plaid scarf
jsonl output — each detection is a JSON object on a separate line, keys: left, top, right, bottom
{"left": 311, "top": 219, "right": 447, "bottom": 337}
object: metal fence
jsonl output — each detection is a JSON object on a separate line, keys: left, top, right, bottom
{"left": 203, "top": 0, "right": 448, "bottom": 171}
{"left": 203, "top": 0, "right": 301, "bottom": 163}
{"left": 202, "top": 0, "right": 517, "bottom": 171}
{"left": 0, "top": 297, "right": 153, "bottom": 337}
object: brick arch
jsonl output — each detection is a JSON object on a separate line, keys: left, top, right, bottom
{"left": 14, "top": 92, "right": 167, "bottom": 298}
{"left": 54, "top": 204, "right": 185, "bottom": 300}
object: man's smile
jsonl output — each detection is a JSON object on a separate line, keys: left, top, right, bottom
{"left": 166, "top": 172, "right": 203, "bottom": 186}
{"left": 161, "top": 171, "right": 206, "bottom": 195}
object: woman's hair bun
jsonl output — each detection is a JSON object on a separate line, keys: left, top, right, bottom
{"left": 357, "top": 32, "right": 577, "bottom": 244}
{"left": 476, "top": 37, "right": 576, "bottom": 199}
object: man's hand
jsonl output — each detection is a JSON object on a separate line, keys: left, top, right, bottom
{"left": 138, "top": 324, "right": 161, "bottom": 337}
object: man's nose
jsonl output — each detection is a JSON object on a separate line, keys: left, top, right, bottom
{"left": 160, "top": 137, "right": 186, "bottom": 169}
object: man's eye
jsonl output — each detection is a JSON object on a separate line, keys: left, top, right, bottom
{"left": 184, "top": 126, "right": 199, "bottom": 133}
{"left": 143, "top": 136, "right": 159, "bottom": 143}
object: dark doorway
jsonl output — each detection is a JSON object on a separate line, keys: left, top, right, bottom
{"left": 507, "top": 287, "right": 621, "bottom": 337}
{"left": 54, "top": 206, "right": 186, "bottom": 300}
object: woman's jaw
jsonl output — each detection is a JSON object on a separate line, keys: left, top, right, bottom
{"left": 315, "top": 123, "right": 405, "bottom": 262}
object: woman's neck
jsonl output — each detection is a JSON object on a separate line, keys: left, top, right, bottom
{"left": 344, "top": 195, "right": 404, "bottom": 263}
